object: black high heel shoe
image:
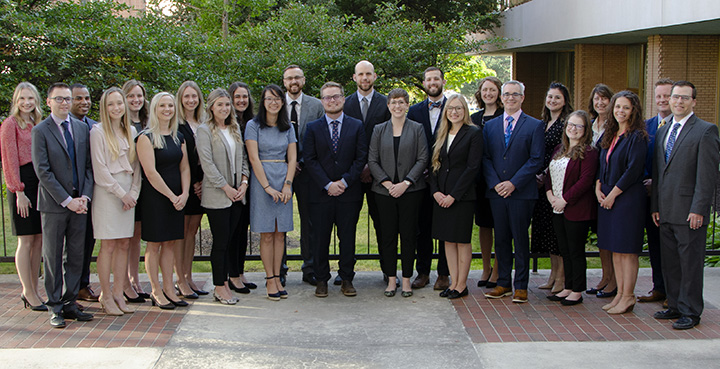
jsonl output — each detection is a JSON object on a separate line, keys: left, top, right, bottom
{"left": 477, "top": 268, "right": 493, "bottom": 287}
{"left": 190, "top": 286, "right": 209, "bottom": 296}
{"left": 163, "top": 292, "right": 189, "bottom": 307}
{"left": 596, "top": 288, "right": 618, "bottom": 298}
{"left": 175, "top": 284, "right": 199, "bottom": 299}
{"left": 228, "top": 279, "right": 250, "bottom": 294}
{"left": 124, "top": 292, "right": 146, "bottom": 303}
{"left": 586, "top": 284, "right": 607, "bottom": 295}
{"left": 149, "top": 294, "right": 175, "bottom": 310}
{"left": 448, "top": 288, "right": 468, "bottom": 299}
{"left": 21, "top": 295, "right": 48, "bottom": 311}
{"left": 243, "top": 281, "right": 257, "bottom": 290}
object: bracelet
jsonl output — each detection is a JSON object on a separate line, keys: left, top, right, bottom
{"left": 263, "top": 184, "right": 270, "bottom": 190}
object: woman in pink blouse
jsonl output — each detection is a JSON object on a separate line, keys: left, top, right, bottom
{"left": 1, "top": 82, "right": 45, "bottom": 310}
{"left": 90, "top": 87, "right": 143, "bottom": 315}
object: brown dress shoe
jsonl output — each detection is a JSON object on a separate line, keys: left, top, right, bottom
{"left": 78, "top": 287, "right": 99, "bottom": 302}
{"left": 637, "top": 290, "right": 666, "bottom": 303}
{"left": 341, "top": 280, "right": 357, "bottom": 296}
{"left": 433, "top": 275, "right": 450, "bottom": 291}
{"left": 315, "top": 281, "right": 328, "bottom": 298}
{"left": 512, "top": 289, "right": 528, "bottom": 303}
{"left": 412, "top": 274, "right": 430, "bottom": 289}
{"left": 484, "top": 286, "right": 513, "bottom": 299}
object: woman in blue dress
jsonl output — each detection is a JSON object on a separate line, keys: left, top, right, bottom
{"left": 245, "top": 84, "right": 297, "bottom": 301}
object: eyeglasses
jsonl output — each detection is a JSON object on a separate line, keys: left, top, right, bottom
{"left": 670, "top": 94, "right": 692, "bottom": 101}
{"left": 389, "top": 100, "right": 407, "bottom": 106}
{"left": 264, "top": 97, "right": 282, "bottom": 103}
{"left": 321, "top": 94, "right": 343, "bottom": 102}
{"left": 567, "top": 123, "right": 585, "bottom": 130}
{"left": 502, "top": 93, "right": 523, "bottom": 98}
{"left": 51, "top": 96, "right": 72, "bottom": 103}
{"left": 446, "top": 106, "right": 464, "bottom": 112}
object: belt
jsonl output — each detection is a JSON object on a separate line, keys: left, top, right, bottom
{"left": 260, "top": 160, "right": 286, "bottom": 163}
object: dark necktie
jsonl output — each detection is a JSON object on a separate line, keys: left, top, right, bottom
{"left": 361, "top": 97, "right": 369, "bottom": 122}
{"left": 61, "top": 121, "right": 79, "bottom": 191}
{"left": 665, "top": 122, "right": 681, "bottom": 162}
{"left": 504, "top": 116, "right": 514, "bottom": 146}
{"left": 291, "top": 101, "right": 299, "bottom": 156}
{"left": 331, "top": 120, "right": 340, "bottom": 153}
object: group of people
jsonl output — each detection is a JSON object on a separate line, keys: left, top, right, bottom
{"left": 2, "top": 60, "right": 717, "bottom": 332}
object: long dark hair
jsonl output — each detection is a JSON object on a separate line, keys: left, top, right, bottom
{"left": 122, "top": 79, "right": 149, "bottom": 128}
{"left": 255, "top": 84, "right": 290, "bottom": 132}
{"left": 555, "top": 110, "right": 594, "bottom": 161}
{"left": 474, "top": 76, "right": 503, "bottom": 110}
{"left": 228, "top": 81, "right": 255, "bottom": 129}
{"left": 600, "top": 90, "right": 648, "bottom": 149}
{"left": 587, "top": 83, "right": 613, "bottom": 119}
{"left": 541, "top": 82, "right": 573, "bottom": 123}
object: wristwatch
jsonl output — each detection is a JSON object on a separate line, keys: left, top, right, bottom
{"left": 285, "top": 180, "right": 293, "bottom": 185}
{"left": 403, "top": 180, "right": 412, "bottom": 186}
{"left": 241, "top": 179, "right": 249, "bottom": 185}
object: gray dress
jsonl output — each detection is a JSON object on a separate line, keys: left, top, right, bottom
{"left": 245, "top": 119, "right": 296, "bottom": 233}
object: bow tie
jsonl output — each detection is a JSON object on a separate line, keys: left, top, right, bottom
{"left": 429, "top": 100, "right": 442, "bottom": 109}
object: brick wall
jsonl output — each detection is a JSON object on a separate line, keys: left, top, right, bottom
{"left": 574, "top": 44, "right": 628, "bottom": 113}
{"left": 513, "top": 52, "right": 550, "bottom": 119}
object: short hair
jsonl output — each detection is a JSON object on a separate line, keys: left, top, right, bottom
{"left": 672, "top": 80, "right": 697, "bottom": 99}
{"left": 47, "top": 82, "right": 70, "bottom": 97}
{"left": 283, "top": 64, "right": 303, "bottom": 75}
{"left": 474, "top": 76, "right": 503, "bottom": 110}
{"left": 69, "top": 83, "right": 87, "bottom": 91}
{"left": 387, "top": 88, "right": 409, "bottom": 104}
{"left": 423, "top": 67, "right": 444, "bottom": 80}
{"left": 586, "top": 83, "right": 614, "bottom": 119}
{"left": 502, "top": 80, "right": 525, "bottom": 95}
{"left": 655, "top": 78, "right": 674, "bottom": 88}
{"left": 320, "top": 82, "right": 344, "bottom": 97}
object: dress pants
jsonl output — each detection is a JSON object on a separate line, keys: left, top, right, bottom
{"left": 41, "top": 211, "right": 87, "bottom": 314}
{"left": 659, "top": 223, "right": 706, "bottom": 318}
{"left": 311, "top": 200, "right": 362, "bottom": 283}
{"left": 362, "top": 182, "right": 383, "bottom": 270}
{"left": 490, "top": 198, "right": 535, "bottom": 290}
{"left": 79, "top": 207, "right": 95, "bottom": 290}
{"left": 552, "top": 215, "right": 589, "bottom": 292}
{"left": 294, "top": 169, "right": 314, "bottom": 277}
{"left": 206, "top": 202, "right": 243, "bottom": 286}
{"left": 375, "top": 191, "right": 422, "bottom": 278}
{"left": 645, "top": 200, "right": 664, "bottom": 293}
{"left": 416, "top": 187, "right": 449, "bottom": 276}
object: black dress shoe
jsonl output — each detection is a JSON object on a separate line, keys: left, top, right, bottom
{"left": 243, "top": 282, "right": 257, "bottom": 290}
{"left": 164, "top": 292, "right": 189, "bottom": 307}
{"left": 654, "top": 308, "right": 682, "bottom": 319}
{"left": 175, "top": 284, "right": 199, "bottom": 299}
{"left": 596, "top": 288, "right": 617, "bottom": 298}
{"left": 228, "top": 279, "right": 251, "bottom": 294}
{"left": 334, "top": 274, "right": 342, "bottom": 286}
{"left": 561, "top": 296, "right": 583, "bottom": 306}
{"left": 302, "top": 274, "right": 318, "bottom": 286}
{"left": 50, "top": 312, "right": 66, "bottom": 328}
{"left": 190, "top": 287, "right": 209, "bottom": 296}
{"left": 448, "top": 288, "right": 469, "bottom": 299}
{"left": 137, "top": 292, "right": 151, "bottom": 299}
{"left": 547, "top": 294, "right": 566, "bottom": 301}
{"left": 124, "top": 292, "right": 146, "bottom": 303}
{"left": 439, "top": 288, "right": 451, "bottom": 298}
{"left": 477, "top": 268, "right": 492, "bottom": 287}
{"left": 672, "top": 315, "right": 700, "bottom": 330}
{"left": 485, "top": 281, "right": 497, "bottom": 289}
{"left": 62, "top": 306, "right": 94, "bottom": 321}
{"left": 149, "top": 295, "right": 176, "bottom": 310}
{"left": 586, "top": 284, "right": 607, "bottom": 295}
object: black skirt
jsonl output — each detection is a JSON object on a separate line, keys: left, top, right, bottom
{"left": 432, "top": 200, "right": 475, "bottom": 243}
{"left": 8, "top": 163, "right": 42, "bottom": 235}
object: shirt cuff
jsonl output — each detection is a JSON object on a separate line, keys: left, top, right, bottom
{"left": 60, "top": 196, "right": 72, "bottom": 208}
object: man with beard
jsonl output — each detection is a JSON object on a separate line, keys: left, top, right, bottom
{"left": 69, "top": 83, "right": 99, "bottom": 304}
{"left": 343, "top": 60, "right": 390, "bottom": 284}
{"left": 282, "top": 65, "right": 325, "bottom": 286}
{"left": 304, "top": 82, "right": 367, "bottom": 297}
{"left": 407, "top": 67, "right": 450, "bottom": 290}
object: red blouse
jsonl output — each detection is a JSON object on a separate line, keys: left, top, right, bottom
{"left": 1, "top": 116, "right": 34, "bottom": 192}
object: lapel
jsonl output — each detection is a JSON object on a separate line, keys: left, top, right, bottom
{"left": 345, "top": 92, "right": 360, "bottom": 118}
{"left": 218, "top": 128, "right": 234, "bottom": 168}
{"left": 448, "top": 124, "right": 469, "bottom": 155}
{"left": 504, "top": 113, "right": 525, "bottom": 154}
{"left": 666, "top": 114, "right": 696, "bottom": 166}
{"left": 386, "top": 119, "right": 411, "bottom": 162}
{"left": 319, "top": 118, "right": 334, "bottom": 156}
{"left": 564, "top": 156, "right": 579, "bottom": 186}
{"left": 298, "top": 94, "right": 309, "bottom": 126}
{"left": 47, "top": 119, "right": 72, "bottom": 160}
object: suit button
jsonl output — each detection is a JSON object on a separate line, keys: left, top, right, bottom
{"left": 503, "top": 170, "right": 506, "bottom": 174}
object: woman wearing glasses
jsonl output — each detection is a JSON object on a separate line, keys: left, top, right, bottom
{"left": 245, "top": 84, "right": 297, "bottom": 301}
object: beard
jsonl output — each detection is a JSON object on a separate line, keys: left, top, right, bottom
{"left": 426, "top": 86, "right": 443, "bottom": 98}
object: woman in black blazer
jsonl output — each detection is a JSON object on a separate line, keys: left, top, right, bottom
{"left": 429, "top": 94, "right": 483, "bottom": 299}
{"left": 368, "top": 89, "right": 429, "bottom": 297}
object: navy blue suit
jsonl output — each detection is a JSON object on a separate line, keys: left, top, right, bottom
{"left": 644, "top": 115, "right": 665, "bottom": 294}
{"left": 482, "top": 112, "right": 544, "bottom": 290}
{"left": 304, "top": 114, "right": 367, "bottom": 282}
{"left": 407, "top": 98, "right": 449, "bottom": 277}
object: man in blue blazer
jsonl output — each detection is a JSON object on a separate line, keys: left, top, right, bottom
{"left": 407, "top": 67, "right": 450, "bottom": 290}
{"left": 639, "top": 78, "right": 673, "bottom": 304}
{"left": 304, "top": 82, "right": 367, "bottom": 298}
{"left": 482, "top": 80, "right": 544, "bottom": 303}
{"left": 69, "top": 83, "right": 100, "bottom": 304}
{"left": 33, "top": 83, "right": 94, "bottom": 328}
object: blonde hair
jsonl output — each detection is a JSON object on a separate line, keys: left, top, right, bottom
{"left": 431, "top": 94, "right": 471, "bottom": 172}
{"left": 99, "top": 87, "right": 135, "bottom": 162}
{"left": 10, "top": 82, "right": 43, "bottom": 129}
{"left": 146, "top": 92, "right": 180, "bottom": 149}
{"left": 176, "top": 81, "right": 206, "bottom": 124}
{"left": 205, "top": 89, "right": 242, "bottom": 143}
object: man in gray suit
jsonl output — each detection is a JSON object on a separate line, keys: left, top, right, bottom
{"left": 283, "top": 65, "right": 325, "bottom": 286}
{"left": 651, "top": 81, "right": 720, "bottom": 330}
{"left": 32, "top": 83, "right": 94, "bottom": 328}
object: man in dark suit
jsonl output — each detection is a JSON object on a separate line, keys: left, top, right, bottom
{"left": 69, "top": 83, "right": 99, "bottom": 303}
{"left": 651, "top": 81, "right": 720, "bottom": 330}
{"left": 283, "top": 64, "right": 325, "bottom": 286}
{"left": 407, "top": 66, "right": 450, "bottom": 290}
{"left": 639, "top": 78, "right": 673, "bottom": 304}
{"left": 343, "top": 60, "right": 390, "bottom": 284}
{"left": 304, "top": 81, "right": 367, "bottom": 298}
{"left": 32, "top": 83, "right": 94, "bottom": 328}
{"left": 482, "top": 80, "right": 544, "bottom": 303}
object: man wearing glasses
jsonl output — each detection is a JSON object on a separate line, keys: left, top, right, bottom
{"left": 482, "top": 80, "right": 544, "bottom": 303}
{"left": 32, "top": 83, "right": 94, "bottom": 328}
{"left": 304, "top": 82, "right": 367, "bottom": 298}
{"left": 651, "top": 81, "right": 720, "bottom": 330}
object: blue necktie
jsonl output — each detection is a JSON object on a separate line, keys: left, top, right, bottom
{"left": 331, "top": 120, "right": 340, "bottom": 153}
{"left": 61, "top": 121, "right": 79, "bottom": 191}
{"left": 504, "top": 116, "right": 514, "bottom": 146}
{"left": 429, "top": 100, "right": 442, "bottom": 109}
{"left": 665, "top": 122, "right": 681, "bottom": 162}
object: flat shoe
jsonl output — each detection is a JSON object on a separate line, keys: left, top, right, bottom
{"left": 439, "top": 288, "right": 451, "bottom": 298}
{"left": 485, "top": 281, "right": 497, "bottom": 289}
{"left": 561, "top": 296, "right": 583, "bottom": 306}
{"left": 401, "top": 291, "right": 413, "bottom": 298}
{"left": 384, "top": 289, "right": 396, "bottom": 297}
{"left": 547, "top": 294, "right": 566, "bottom": 301}
{"left": 596, "top": 288, "right": 617, "bottom": 298}
{"left": 586, "top": 284, "right": 608, "bottom": 295}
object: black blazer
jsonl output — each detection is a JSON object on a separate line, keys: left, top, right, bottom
{"left": 178, "top": 122, "right": 203, "bottom": 184}
{"left": 408, "top": 97, "right": 447, "bottom": 152}
{"left": 344, "top": 90, "right": 391, "bottom": 148}
{"left": 303, "top": 114, "right": 368, "bottom": 203}
{"left": 428, "top": 124, "right": 483, "bottom": 202}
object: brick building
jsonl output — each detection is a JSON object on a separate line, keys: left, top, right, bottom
{"left": 485, "top": 0, "right": 720, "bottom": 122}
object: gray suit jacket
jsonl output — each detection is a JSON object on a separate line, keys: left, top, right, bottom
{"left": 651, "top": 113, "right": 720, "bottom": 225}
{"left": 368, "top": 118, "right": 428, "bottom": 196}
{"left": 196, "top": 123, "right": 251, "bottom": 209}
{"left": 296, "top": 93, "right": 325, "bottom": 156}
{"left": 32, "top": 115, "right": 93, "bottom": 213}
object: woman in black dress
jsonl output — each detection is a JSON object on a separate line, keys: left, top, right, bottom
{"left": 226, "top": 81, "right": 257, "bottom": 293}
{"left": 429, "top": 94, "right": 483, "bottom": 299}
{"left": 533, "top": 82, "right": 573, "bottom": 294}
{"left": 174, "top": 81, "right": 207, "bottom": 298}
{"left": 470, "top": 76, "right": 503, "bottom": 288}
{"left": 137, "top": 92, "right": 191, "bottom": 309}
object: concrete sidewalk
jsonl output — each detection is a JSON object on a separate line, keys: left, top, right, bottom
{"left": 3, "top": 268, "right": 720, "bottom": 368}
